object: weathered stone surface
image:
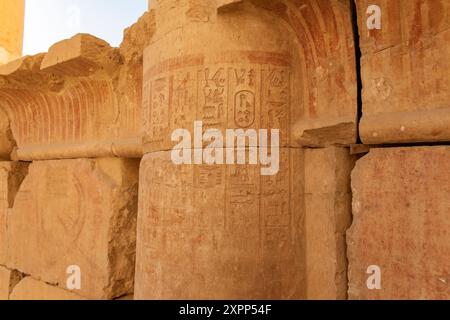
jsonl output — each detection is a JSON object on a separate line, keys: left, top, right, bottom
{"left": 0, "top": 36, "right": 128, "bottom": 160}
{"left": 135, "top": 147, "right": 354, "bottom": 299}
{"left": 216, "top": 0, "right": 243, "bottom": 11}
{"left": 356, "top": 0, "right": 450, "bottom": 144}
{"left": 0, "top": 161, "right": 28, "bottom": 264}
{"left": 120, "top": 10, "right": 155, "bottom": 65}
{"left": 304, "top": 147, "right": 355, "bottom": 300}
{"left": 0, "top": 11, "right": 156, "bottom": 161}
{"left": 143, "top": 0, "right": 357, "bottom": 152}
{"left": 0, "top": 162, "right": 9, "bottom": 264}
{"left": 0, "top": 108, "right": 15, "bottom": 160}
{"left": 41, "top": 34, "right": 119, "bottom": 76}
{"left": 0, "top": 266, "right": 10, "bottom": 300}
{"left": 5, "top": 158, "right": 139, "bottom": 300}
{"left": 0, "top": 0, "right": 24, "bottom": 64}
{"left": 348, "top": 147, "right": 450, "bottom": 300}
{"left": 0, "top": 267, "right": 24, "bottom": 300}
{"left": 136, "top": 0, "right": 358, "bottom": 299}
{"left": 136, "top": 148, "right": 306, "bottom": 299}
{"left": 10, "top": 277, "right": 86, "bottom": 300}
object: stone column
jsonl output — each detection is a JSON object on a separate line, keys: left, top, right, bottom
{"left": 135, "top": 0, "right": 357, "bottom": 300}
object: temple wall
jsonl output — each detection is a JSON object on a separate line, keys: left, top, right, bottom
{"left": 0, "top": 0, "right": 448, "bottom": 300}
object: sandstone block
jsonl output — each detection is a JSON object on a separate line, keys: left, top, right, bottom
{"left": 135, "top": 148, "right": 305, "bottom": 299}
{"left": 348, "top": 147, "right": 450, "bottom": 300}
{"left": 0, "top": 0, "right": 24, "bottom": 64}
{"left": 5, "top": 158, "right": 139, "bottom": 300}
{"left": 0, "top": 161, "right": 28, "bottom": 264}
{"left": 41, "top": 34, "right": 118, "bottom": 76}
{"left": 10, "top": 277, "right": 86, "bottom": 301}
{"left": 0, "top": 267, "right": 25, "bottom": 300}
{"left": 0, "top": 109, "right": 15, "bottom": 160}
{"left": 356, "top": 0, "right": 450, "bottom": 144}
{"left": 0, "top": 266, "right": 10, "bottom": 300}
{"left": 0, "top": 17, "right": 155, "bottom": 160}
{"left": 304, "top": 147, "right": 355, "bottom": 299}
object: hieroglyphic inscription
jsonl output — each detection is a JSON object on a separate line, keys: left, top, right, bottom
{"left": 143, "top": 52, "right": 291, "bottom": 150}
{"left": 172, "top": 70, "right": 197, "bottom": 129}
{"left": 261, "top": 149, "right": 290, "bottom": 249}
{"left": 228, "top": 67, "right": 260, "bottom": 129}
{"left": 0, "top": 165, "right": 9, "bottom": 263}
{"left": 149, "top": 77, "right": 171, "bottom": 143}
{"left": 136, "top": 148, "right": 304, "bottom": 299}
{"left": 226, "top": 165, "right": 259, "bottom": 231}
{"left": 262, "top": 67, "right": 290, "bottom": 146}
{"left": 199, "top": 67, "right": 227, "bottom": 129}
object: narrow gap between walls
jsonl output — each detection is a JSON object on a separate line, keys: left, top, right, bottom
{"left": 350, "top": 0, "right": 363, "bottom": 145}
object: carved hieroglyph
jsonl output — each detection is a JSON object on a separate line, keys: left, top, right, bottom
{"left": 0, "top": 0, "right": 24, "bottom": 64}
{"left": 357, "top": 0, "right": 450, "bottom": 144}
{"left": 10, "top": 277, "right": 86, "bottom": 301}
{"left": 136, "top": 0, "right": 358, "bottom": 299}
{"left": 348, "top": 147, "right": 450, "bottom": 300}
{"left": 136, "top": 149, "right": 305, "bottom": 299}
{"left": 4, "top": 158, "right": 139, "bottom": 300}
{"left": 0, "top": 11, "right": 156, "bottom": 161}
{"left": 135, "top": 147, "right": 354, "bottom": 299}
{"left": 143, "top": 0, "right": 358, "bottom": 152}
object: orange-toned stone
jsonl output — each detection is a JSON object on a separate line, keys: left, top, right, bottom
{"left": 0, "top": 109, "right": 15, "bottom": 160}
{"left": 143, "top": 0, "right": 357, "bottom": 152}
{"left": 356, "top": 0, "right": 450, "bottom": 144}
{"left": 135, "top": 147, "right": 354, "bottom": 299}
{"left": 5, "top": 158, "right": 139, "bottom": 300}
{"left": 0, "top": 267, "right": 25, "bottom": 300}
{"left": 304, "top": 147, "right": 355, "bottom": 299}
{"left": 0, "top": 161, "right": 28, "bottom": 264}
{"left": 0, "top": 0, "right": 24, "bottom": 64}
{"left": 348, "top": 147, "right": 450, "bottom": 300}
{"left": 0, "top": 266, "right": 10, "bottom": 300}
{"left": 135, "top": 148, "right": 305, "bottom": 299}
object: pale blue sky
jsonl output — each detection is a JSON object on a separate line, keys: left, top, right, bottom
{"left": 23, "top": 0, "right": 148, "bottom": 55}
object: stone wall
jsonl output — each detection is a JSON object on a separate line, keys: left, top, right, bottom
{"left": 0, "top": 0, "right": 448, "bottom": 300}
{"left": 0, "top": 10, "right": 155, "bottom": 300}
